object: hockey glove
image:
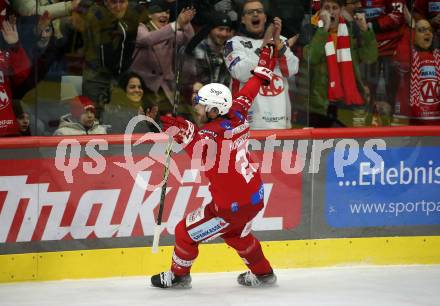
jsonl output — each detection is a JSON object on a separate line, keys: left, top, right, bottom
{"left": 252, "top": 44, "right": 276, "bottom": 85}
{"left": 160, "top": 115, "right": 195, "bottom": 145}
{"left": 252, "top": 66, "right": 274, "bottom": 84}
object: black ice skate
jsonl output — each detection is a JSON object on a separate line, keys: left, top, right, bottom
{"left": 151, "top": 271, "right": 192, "bottom": 289}
{"left": 237, "top": 270, "right": 277, "bottom": 287}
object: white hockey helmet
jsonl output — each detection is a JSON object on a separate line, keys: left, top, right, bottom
{"left": 195, "top": 83, "right": 232, "bottom": 116}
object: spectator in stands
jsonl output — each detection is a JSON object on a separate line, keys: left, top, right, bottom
{"left": 80, "top": 0, "right": 140, "bottom": 117}
{"left": 14, "top": 12, "right": 82, "bottom": 135}
{"left": 414, "top": 0, "right": 440, "bottom": 47}
{"left": 54, "top": 95, "right": 107, "bottom": 135}
{"left": 131, "top": 1, "right": 195, "bottom": 119}
{"left": 393, "top": 19, "right": 440, "bottom": 125}
{"left": 102, "top": 71, "right": 155, "bottom": 134}
{"left": 297, "top": 0, "right": 378, "bottom": 127}
{"left": 342, "top": 0, "right": 363, "bottom": 24}
{"left": 183, "top": 12, "right": 234, "bottom": 109}
{"left": 144, "top": 102, "right": 161, "bottom": 132}
{"left": 340, "top": 0, "right": 381, "bottom": 126}
{"left": 224, "top": 0, "right": 299, "bottom": 129}
{"left": 16, "top": 111, "right": 31, "bottom": 135}
{"left": 12, "top": 0, "right": 82, "bottom": 52}
{"left": 12, "top": 100, "right": 31, "bottom": 135}
{"left": 0, "top": 12, "right": 31, "bottom": 137}
{"left": 361, "top": 0, "right": 406, "bottom": 118}
{"left": 15, "top": 12, "right": 65, "bottom": 98}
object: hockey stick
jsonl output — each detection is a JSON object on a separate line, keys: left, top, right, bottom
{"left": 151, "top": 37, "right": 187, "bottom": 253}
{"left": 151, "top": 134, "right": 174, "bottom": 253}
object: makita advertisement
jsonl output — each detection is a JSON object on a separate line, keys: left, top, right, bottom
{"left": 0, "top": 147, "right": 301, "bottom": 244}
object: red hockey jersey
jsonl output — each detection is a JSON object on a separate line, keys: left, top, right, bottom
{"left": 0, "top": 45, "right": 31, "bottom": 136}
{"left": 182, "top": 76, "right": 265, "bottom": 216}
{"left": 361, "top": 0, "right": 405, "bottom": 56}
{"left": 394, "top": 49, "right": 440, "bottom": 123}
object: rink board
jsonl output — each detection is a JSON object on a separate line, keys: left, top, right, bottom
{"left": 1, "top": 127, "right": 440, "bottom": 282}
{"left": 1, "top": 236, "right": 440, "bottom": 282}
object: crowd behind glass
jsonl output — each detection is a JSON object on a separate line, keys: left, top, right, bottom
{"left": 0, "top": 0, "right": 438, "bottom": 136}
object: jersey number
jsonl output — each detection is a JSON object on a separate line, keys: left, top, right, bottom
{"left": 391, "top": 2, "right": 403, "bottom": 13}
{"left": 236, "top": 145, "right": 256, "bottom": 183}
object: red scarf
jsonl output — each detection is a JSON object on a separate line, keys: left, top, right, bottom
{"left": 325, "top": 17, "right": 364, "bottom": 105}
{"left": 410, "top": 49, "right": 440, "bottom": 107}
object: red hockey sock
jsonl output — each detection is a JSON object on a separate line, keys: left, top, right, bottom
{"left": 248, "top": 256, "right": 272, "bottom": 276}
{"left": 170, "top": 220, "right": 199, "bottom": 276}
{"left": 224, "top": 234, "right": 273, "bottom": 275}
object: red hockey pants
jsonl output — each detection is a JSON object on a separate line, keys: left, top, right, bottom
{"left": 170, "top": 200, "right": 272, "bottom": 276}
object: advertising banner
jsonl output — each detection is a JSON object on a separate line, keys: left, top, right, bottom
{"left": 0, "top": 143, "right": 302, "bottom": 245}
{"left": 2, "top": 127, "right": 440, "bottom": 253}
{"left": 325, "top": 146, "right": 440, "bottom": 227}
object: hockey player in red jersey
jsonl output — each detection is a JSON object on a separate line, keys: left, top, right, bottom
{"left": 151, "top": 44, "right": 277, "bottom": 289}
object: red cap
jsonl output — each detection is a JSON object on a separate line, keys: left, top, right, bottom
{"left": 70, "top": 95, "right": 95, "bottom": 118}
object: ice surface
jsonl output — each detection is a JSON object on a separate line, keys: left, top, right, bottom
{"left": 0, "top": 265, "right": 439, "bottom": 306}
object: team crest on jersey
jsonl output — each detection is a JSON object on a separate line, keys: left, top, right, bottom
{"left": 419, "top": 65, "right": 439, "bottom": 104}
{"left": 0, "top": 88, "right": 9, "bottom": 110}
{"left": 224, "top": 41, "right": 233, "bottom": 56}
{"left": 420, "top": 79, "right": 439, "bottom": 104}
{"left": 259, "top": 74, "right": 284, "bottom": 96}
{"left": 240, "top": 40, "right": 253, "bottom": 49}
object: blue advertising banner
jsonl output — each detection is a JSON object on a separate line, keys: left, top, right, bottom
{"left": 325, "top": 146, "right": 440, "bottom": 227}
